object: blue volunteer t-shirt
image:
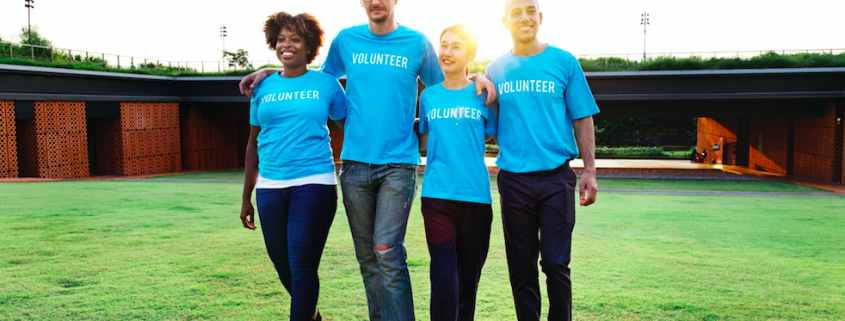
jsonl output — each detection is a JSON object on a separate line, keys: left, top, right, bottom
{"left": 249, "top": 70, "right": 347, "bottom": 180}
{"left": 419, "top": 82, "right": 498, "bottom": 204}
{"left": 486, "top": 45, "right": 600, "bottom": 173}
{"left": 321, "top": 24, "right": 444, "bottom": 165}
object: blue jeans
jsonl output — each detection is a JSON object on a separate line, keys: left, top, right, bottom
{"left": 339, "top": 160, "right": 417, "bottom": 321}
{"left": 256, "top": 185, "right": 338, "bottom": 321}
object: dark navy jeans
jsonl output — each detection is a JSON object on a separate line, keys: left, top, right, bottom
{"left": 421, "top": 197, "right": 492, "bottom": 321}
{"left": 339, "top": 160, "right": 417, "bottom": 321}
{"left": 497, "top": 162, "right": 577, "bottom": 321}
{"left": 256, "top": 184, "right": 337, "bottom": 321}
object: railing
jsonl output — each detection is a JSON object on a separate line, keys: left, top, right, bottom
{"left": 573, "top": 48, "right": 845, "bottom": 61}
{"left": 3, "top": 41, "right": 844, "bottom": 73}
{"left": 0, "top": 41, "right": 275, "bottom": 72}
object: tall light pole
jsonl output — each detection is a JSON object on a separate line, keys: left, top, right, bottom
{"left": 641, "top": 11, "right": 649, "bottom": 60}
{"left": 24, "top": 0, "right": 35, "bottom": 34}
{"left": 220, "top": 25, "right": 227, "bottom": 69}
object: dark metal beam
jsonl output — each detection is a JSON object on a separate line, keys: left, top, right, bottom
{"left": 86, "top": 101, "right": 121, "bottom": 118}
{"left": 2, "top": 64, "right": 844, "bottom": 118}
{"left": 736, "top": 118, "right": 751, "bottom": 167}
{"left": 597, "top": 99, "right": 828, "bottom": 118}
{"left": 14, "top": 100, "right": 34, "bottom": 119}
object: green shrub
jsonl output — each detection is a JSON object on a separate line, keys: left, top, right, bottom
{"left": 595, "top": 146, "right": 694, "bottom": 159}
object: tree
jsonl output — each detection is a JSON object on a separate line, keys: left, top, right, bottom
{"left": 19, "top": 26, "right": 51, "bottom": 47}
{"left": 224, "top": 49, "right": 252, "bottom": 69}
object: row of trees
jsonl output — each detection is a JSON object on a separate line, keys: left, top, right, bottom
{"left": 2, "top": 26, "right": 254, "bottom": 71}
{"left": 0, "top": 27, "right": 53, "bottom": 60}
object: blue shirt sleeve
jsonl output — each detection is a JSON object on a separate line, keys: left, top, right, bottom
{"left": 564, "top": 58, "right": 600, "bottom": 120}
{"left": 249, "top": 96, "right": 260, "bottom": 126}
{"left": 418, "top": 92, "right": 429, "bottom": 134}
{"left": 329, "top": 79, "right": 347, "bottom": 120}
{"left": 321, "top": 34, "right": 345, "bottom": 79}
{"left": 485, "top": 101, "right": 498, "bottom": 137}
{"left": 418, "top": 37, "right": 444, "bottom": 87}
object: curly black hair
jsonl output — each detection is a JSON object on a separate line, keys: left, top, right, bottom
{"left": 264, "top": 12, "right": 324, "bottom": 64}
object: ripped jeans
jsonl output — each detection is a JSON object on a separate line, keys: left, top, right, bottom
{"left": 339, "top": 160, "right": 417, "bottom": 321}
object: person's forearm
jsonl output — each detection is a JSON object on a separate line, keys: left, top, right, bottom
{"left": 333, "top": 118, "right": 345, "bottom": 131}
{"left": 418, "top": 133, "right": 428, "bottom": 153}
{"left": 242, "top": 142, "right": 259, "bottom": 201}
{"left": 573, "top": 116, "right": 596, "bottom": 172}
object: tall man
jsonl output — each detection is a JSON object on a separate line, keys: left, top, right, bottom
{"left": 484, "top": 0, "right": 599, "bottom": 320}
{"left": 239, "top": 1, "right": 496, "bottom": 320}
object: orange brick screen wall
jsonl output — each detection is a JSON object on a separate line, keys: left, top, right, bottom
{"left": 16, "top": 101, "right": 89, "bottom": 179}
{"left": 794, "top": 102, "right": 837, "bottom": 182}
{"left": 180, "top": 103, "right": 238, "bottom": 170}
{"left": 97, "top": 103, "right": 181, "bottom": 176}
{"left": 0, "top": 100, "right": 18, "bottom": 178}
{"left": 330, "top": 129, "right": 344, "bottom": 164}
{"left": 697, "top": 117, "right": 737, "bottom": 164}
{"left": 749, "top": 118, "right": 788, "bottom": 174}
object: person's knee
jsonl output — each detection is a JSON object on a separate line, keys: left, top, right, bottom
{"left": 375, "top": 243, "right": 394, "bottom": 254}
{"left": 540, "top": 260, "right": 571, "bottom": 274}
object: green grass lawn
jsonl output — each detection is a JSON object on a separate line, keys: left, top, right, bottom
{"left": 595, "top": 178, "right": 833, "bottom": 194}
{"left": 149, "top": 170, "right": 833, "bottom": 194}
{"left": 1, "top": 180, "right": 843, "bottom": 320}
{"left": 146, "top": 170, "right": 246, "bottom": 182}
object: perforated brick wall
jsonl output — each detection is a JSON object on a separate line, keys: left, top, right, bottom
{"left": 748, "top": 118, "right": 788, "bottom": 174}
{"left": 96, "top": 102, "right": 181, "bottom": 176}
{"left": 237, "top": 118, "right": 250, "bottom": 167}
{"left": 697, "top": 117, "right": 737, "bottom": 164}
{"left": 330, "top": 128, "right": 344, "bottom": 164}
{"left": 180, "top": 103, "right": 238, "bottom": 170}
{"left": 794, "top": 101, "right": 837, "bottom": 182}
{"left": 0, "top": 101, "right": 18, "bottom": 178}
{"left": 16, "top": 101, "right": 89, "bottom": 179}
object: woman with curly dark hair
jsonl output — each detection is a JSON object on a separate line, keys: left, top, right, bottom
{"left": 239, "top": 11, "right": 346, "bottom": 321}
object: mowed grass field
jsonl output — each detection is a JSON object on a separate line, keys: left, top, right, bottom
{"left": 1, "top": 175, "right": 843, "bottom": 320}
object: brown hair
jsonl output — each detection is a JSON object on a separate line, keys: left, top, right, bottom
{"left": 264, "top": 12, "right": 324, "bottom": 64}
{"left": 439, "top": 24, "right": 478, "bottom": 59}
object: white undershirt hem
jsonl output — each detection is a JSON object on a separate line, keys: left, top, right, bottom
{"left": 256, "top": 172, "right": 337, "bottom": 189}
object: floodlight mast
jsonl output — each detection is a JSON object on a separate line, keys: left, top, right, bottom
{"left": 641, "top": 11, "right": 650, "bottom": 60}
{"left": 24, "top": 0, "right": 35, "bottom": 34}
{"left": 220, "top": 25, "right": 227, "bottom": 70}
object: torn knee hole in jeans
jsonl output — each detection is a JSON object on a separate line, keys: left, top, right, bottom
{"left": 375, "top": 244, "right": 395, "bottom": 255}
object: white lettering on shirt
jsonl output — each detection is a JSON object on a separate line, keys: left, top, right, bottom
{"left": 426, "top": 107, "right": 483, "bottom": 122}
{"left": 497, "top": 80, "right": 557, "bottom": 96}
{"left": 260, "top": 91, "right": 320, "bottom": 104}
{"left": 352, "top": 53, "right": 409, "bottom": 69}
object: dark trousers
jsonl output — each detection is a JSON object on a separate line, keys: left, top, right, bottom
{"left": 421, "top": 197, "right": 493, "bottom": 321}
{"left": 497, "top": 163, "right": 577, "bottom": 321}
{"left": 256, "top": 185, "right": 337, "bottom": 321}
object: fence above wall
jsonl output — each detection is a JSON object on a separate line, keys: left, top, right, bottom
{"left": 0, "top": 41, "right": 273, "bottom": 73}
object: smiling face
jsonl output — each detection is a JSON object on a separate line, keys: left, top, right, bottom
{"left": 502, "top": 0, "right": 542, "bottom": 44}
{"left": 439, "top": 32, "right": 474, "bottom": 75}
{"left": 275, "top": 27, "right": 308, "bottom": 70}
{"left": 360, "top": 0, "right": 397, "bottom": 24}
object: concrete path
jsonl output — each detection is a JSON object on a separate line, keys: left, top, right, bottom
{"left": 119, "top": 178, "right": 845, "bottom": 198}
{"left": 422, "top": 157, "right": 718, "bottom": 170}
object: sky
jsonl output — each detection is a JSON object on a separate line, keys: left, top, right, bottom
{"left": 1, "top": 0, "right": 844, "bottom": 65}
